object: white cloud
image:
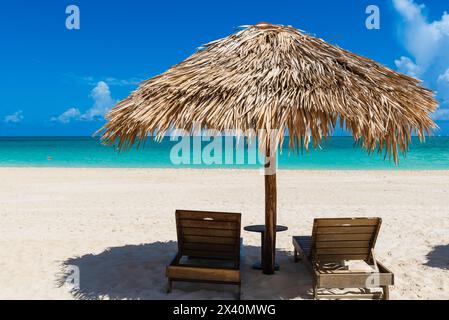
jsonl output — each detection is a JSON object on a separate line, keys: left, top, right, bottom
{"left": 4, "top": 110, "right": 24, "bottom": 123}
{"left": 394, "top": 56, "right": 422, "bottom": 78}
{"left": 80, "top": 81, "right": 116, "bottom": 121}
{"left": 437, "top": 69, "right": 449, "bottom": 111}
{"left": 52, "top": 81, "right": 116, "bottom": 123}
{"left": 393, "top": 0, "right": 449, "bottom": 117}
{"left": 103, "top": 77, "right": 142, "bottom": 86}
{"left": 66, "top": 73, "right": 142, "bottom": 87}
{"left": 50, "top": 107, "right": 81, "bottom": 123}
{"left": 393, "top": 0, "right": 449, "bottom": 70}
{"left": 393, "top": 0, "right": 425, "bottom": 21}
{"left": 432, "top": 105, "right": 449, "bottom": 121}
{"left": 438, "top": 68, "right": 449, "bottom": 83}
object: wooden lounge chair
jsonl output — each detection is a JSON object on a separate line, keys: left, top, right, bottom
{"left": 293, "top": 217, "right": 394, "bottom": 300}
{"left": 166, "top": 210, "right": 242, "bottom": 299}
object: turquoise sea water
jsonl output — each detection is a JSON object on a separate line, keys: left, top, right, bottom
{"left": 0, "top": 136, "right": 448, "bottom": 169}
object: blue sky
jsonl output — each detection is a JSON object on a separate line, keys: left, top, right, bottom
{"left": 1, "top": 0, "right": 449, "bottom": 136}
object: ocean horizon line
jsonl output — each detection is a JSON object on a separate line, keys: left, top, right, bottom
{"left": 0, "top": 136, "right": 448, "bottom": 170}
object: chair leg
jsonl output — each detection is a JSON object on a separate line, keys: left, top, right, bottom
{"left": 313, "top": 285, "right": 318, "bottom": 300}
{"left": 166, "top": 279, "right": 172, "bottom": 293}
{"left": 236, "top": 284, "right": 241, "bottom": 300}
{"left": 382, "top": 286, "right": 389, "bottom": 300}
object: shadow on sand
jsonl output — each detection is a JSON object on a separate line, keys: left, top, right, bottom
{"left": 57, "top": 241, "right": 313, "bottom": 300}
{"left": 425, "top": 244, "right": 449, "bottom": 270}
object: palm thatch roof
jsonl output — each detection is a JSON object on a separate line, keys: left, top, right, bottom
{"left": 98, "top": 23, "right": 438, "bottom": 162}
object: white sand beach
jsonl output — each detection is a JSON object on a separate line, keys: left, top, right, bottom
{"left": 0, "top": 168, "right": 448, "bottom": 300}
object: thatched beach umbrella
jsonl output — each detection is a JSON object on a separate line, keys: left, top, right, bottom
{"left": 98, "top": 23, "right": 438, "bottom": 274}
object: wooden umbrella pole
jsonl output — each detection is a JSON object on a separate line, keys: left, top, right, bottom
{"left": 263, "top": 145, "right": 277, "bottom": 275}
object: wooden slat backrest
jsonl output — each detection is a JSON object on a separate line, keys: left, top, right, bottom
{"left": 310, "top": 218, "right": 382, "bottom": 263}
{"left": 176, "top": 210, "right": 241, "bottom": 266}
